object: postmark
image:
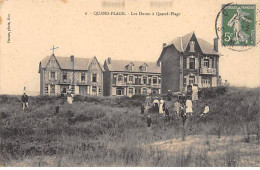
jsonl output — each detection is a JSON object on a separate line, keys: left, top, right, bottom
{"left": 215, "top": 3, "right": 259, "bottom": 52}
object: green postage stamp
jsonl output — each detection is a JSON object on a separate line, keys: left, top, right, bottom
{"left": 222, "top": 4, "right": 256, "bottom": 46}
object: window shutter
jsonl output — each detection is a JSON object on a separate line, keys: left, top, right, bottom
{"left": 198, "top": 76, "right": 202, "bottom": 87}
{"left": 49, "top": 72, "right": 51, "bottom": 80}
{"left": 55, "top": 85, "right": 60, "bottom": 94}
{"left": 201, "top": 58, "right": 204, "bottom": 67}
{"left": 186, "top": 57, "right": 189, "bottom": 69}
{"left": 209, "top": 59, "right": 212, "bottom": 68}
{"left": 96, "top": 73, "right": 98, "bottom": 82}
{"left": 195, "top": 58, "right": 199, "bottom": 69}
{"left": 55, "top": 72, "right": 58, "bottom": 80}
{"left": 186, "top": 75, "right": 189, "bottom": 86}
{"left": 212, "top": 77, "right": 217, "bottom": 87}
{"left": 141, "top": 76, "right": 143, "bottom": 84}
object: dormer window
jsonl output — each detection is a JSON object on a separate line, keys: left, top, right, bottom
{"left": 126, "top": 63, "right": 134, "bottom": 71}
{"left": 140, "top": 64, "right": 148, "bottom": 72}
{"left": 190, "top": 41, "right": 195, "bottom": 52}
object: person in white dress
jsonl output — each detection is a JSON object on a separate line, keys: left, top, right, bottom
{"left": 185, "top": 99, "right": 193, "bottom": 116}
{"left": 200, "top": 104, "right": 209, "bottom": 117}
{"left": 159, "top": 97, "right": 165, "bottom": 114}
{"left": 145, "top": 95, "right": 152, "bottom": 111}
{"left": 67, "top": 89, "right": 73, "bottom": 104}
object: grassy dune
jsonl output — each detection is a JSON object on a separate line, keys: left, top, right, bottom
{"left": 0, "top": 87, "right": 259, "bottom": 166}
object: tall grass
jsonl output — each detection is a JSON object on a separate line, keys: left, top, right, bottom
{"left": 0, "top": 87, "right": 259, "bottom": 166}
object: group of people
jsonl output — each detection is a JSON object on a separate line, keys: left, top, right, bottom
{"left": 142, "top": 84, "right": 210, "bottom": 128}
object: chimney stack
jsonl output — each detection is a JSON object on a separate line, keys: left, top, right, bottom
{"left": 214, "top": 38, "right": 218, "bottom": 52}
{"left": 70, "top": 55, "right": 74, "bottom": 62}
{"left": 162, "top": 43, "right": 167, "bottom": 48}
{"left": 107, "top": 57, "right": 111, "bottom": 64}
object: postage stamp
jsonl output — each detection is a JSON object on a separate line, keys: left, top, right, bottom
{"left": 222, "top": 4, "right": 256, "bottom": 46}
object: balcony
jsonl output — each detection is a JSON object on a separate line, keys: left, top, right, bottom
{"left": 200, "top": 67, "right": 216, "bottom": 75}
{"left": 77, "top": 81, "right": 88, "bottom": 85}
{"left": 116, "top": 81, "right": 126, "bottom": 86}
{"left": 59, "top": 79, "right": 71, "bottom": 84}
{"left": 151, "top": 84, "right": 161, "bottom": 88}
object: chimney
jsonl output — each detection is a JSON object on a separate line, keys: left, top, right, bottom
{"left": 214, "top": 38, "right": 218, "bottom": 52}
{"left": 70, "top": 55, "right": 74, "bottom": 62}
{"left": 162, "top": 43, "right": 167, "bottom": 48}
{"left": 107, "top": 57, "right": 111, "bottom": 64}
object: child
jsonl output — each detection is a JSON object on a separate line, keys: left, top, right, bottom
{"left": 200, "top": 104, "right": 210, "bottom": 117}
{"left": 141, "top": 104, "right": 145, "bottom": 114}
{"left": 165, "top": 106, "right": 170, "bottom": 123}
{"left": 185, "top": 98, "right": 193, "bottom": 116}
{"left": 180, "top": 104, "right": 187, "bottom": 126}
{"left": 174, "top": 99, "right": 180, "bottom": 118}
{"left": 147, "top": 115, "right": 152, "bottom": 128}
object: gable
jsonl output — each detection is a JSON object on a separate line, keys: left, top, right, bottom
{"left": 46, "top": 55, "right": 60, "bottom": 69}
{"left": 184, "top": 34, "right": 202, "bottom": 53}
{"left": 88, "top": 57, "right": 104, "bottom": 72}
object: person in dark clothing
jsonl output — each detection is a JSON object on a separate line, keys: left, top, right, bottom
{"left": 186, "top": 85, "right": 193, "bottom": 99}
{"left": 180, "top": 104, "right": 187, "bottom": 126}
{"left": 147, "top": 115, "right": 152, "bottom": 128}
{"left": 167, "top": 90, "right": 172, "bottom": 101}
{"left": 21, "top": 93, "right": 29, "bottom": 110}
{"left": 55, "top": 105, "right": 60, "bottom": 114}
{"left": 165, "top": 106, "right": 170, "bottom": 123}
{"left": 141, "top": 105, "right": 145, "bottom": 114}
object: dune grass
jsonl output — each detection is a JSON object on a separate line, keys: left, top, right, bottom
{"left": 0, "top": 87, "right": 259, "bottom": 166}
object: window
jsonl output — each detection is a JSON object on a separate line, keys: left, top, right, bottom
{"left": 45, "top": 84, "right": 48, "bottom": 94}
{"left": 190, "top": 41, "right": 195, "bottom": 52}
{"left": 128, "top": 75, "right": 134, "bottom": 83}
{"left": 63, "top": 73, "right": 67, "bottom": 80}
{"left": 92, "top": 73, "right": 97, "bottom": 82}
{"left": 99, "top": 87, "right": 102, "bottom": 95}
{"left": 113, "top": 75, "right": 117, "bottom": 84}
{"left": 129, "top": 88, "right": 133, "bottom": 94}
{"left": 153, "top": 77, "right": 157, "bottom": 84}
{"left": 204, "top": 59, "right": 209, "bottom": 68}
{"left": 202, "top": 77, "right": 211, "bottom": 87}
{"left": 92, "top": 86, "right": 97, "bottom": 92}
{"left": 143, "top": 76, "right": 147, "bottom": 84}
{"left": 142, "top": 66, "right": 147, "bottom": 72}
{"left": 189, "top": 58, "right": 195, "bottom": 69}
{"left": 118, "top": 75, "right": 123, "bottom": 82}
{"left": 50, "top": 72, "right": 55, "bottom": 80}
{"left": 50, "top": 85, "right": 55, "bottom": 94}
{"left": 142, "top": 88, "right": 147, "bottom": 95}
{"left": 81, "top": 73, "right": 85, "bottom": 82}
{"left": 128, "top": 65, "right": 133, "bottom": 71}
{"left": 116, "top": 88, "right": 124, "bottom": 96}
{"left": 189, "top": 76, "right": 195, "bottom": 85}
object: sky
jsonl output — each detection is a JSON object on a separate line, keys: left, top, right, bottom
{"left": 0, "top": 0, "right": 259, "bottom": 95}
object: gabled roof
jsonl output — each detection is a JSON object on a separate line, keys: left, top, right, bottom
{"left": 39, "top": 55, "right": 103, "bottom": 71}
{"left": 105, "top": 59, "right": 161, "bottom": 73}
{"left": 163, "top": 32, "right": 219, "bottom": 55}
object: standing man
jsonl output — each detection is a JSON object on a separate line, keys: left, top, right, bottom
{"left": 21, "top": 93, "right": 29, "bottom": 111}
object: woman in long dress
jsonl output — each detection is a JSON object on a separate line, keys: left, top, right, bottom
{"left": 159, "top": 97, "right": 165, "bottom": 114}
{"left": 185, "top": 99, "right": 193, "bottom": 116}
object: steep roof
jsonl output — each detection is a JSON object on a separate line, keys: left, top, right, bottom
{"left": 164, "top": 32, "right": 219, "bottom": 55}
{"left": 105, "top": 59, "right": 161, "bottom": 73}
{"left": 39, "top": 55, "right": 102, "bottom": 71}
